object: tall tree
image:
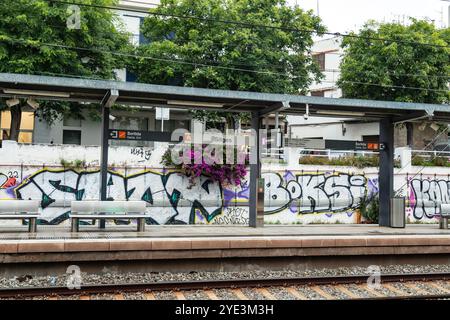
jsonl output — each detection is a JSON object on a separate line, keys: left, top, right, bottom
{"left": 338, "top": 20, "right": 449, "bottom": 104}
{"left": 132, "top": 0, "right": 325, "bottom": 127}
{"left": 0, "top": 0, "right": 131, "bottom": 141}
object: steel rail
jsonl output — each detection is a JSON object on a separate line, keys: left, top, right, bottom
{"left": 1, "top": 272, "right": 450, "bottom": 299}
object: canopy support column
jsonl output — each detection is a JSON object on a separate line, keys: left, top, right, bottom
{"left": 379, "top": 118, "right": 394, "bottom": 227}
{"left": 249, "top": 112, "right": 262, "bottom": 228}
{"left": 99, "top": 89, "right": 119, "bottom": 229}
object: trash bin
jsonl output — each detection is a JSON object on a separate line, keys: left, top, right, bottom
{"left": 390, "top": 197, "right": 405, "bottom": 228}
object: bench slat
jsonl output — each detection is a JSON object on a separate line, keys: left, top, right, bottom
{"left": 0, "top": 200, "right": 40, "bottom": 213}
{"left": 0, "top": 215, "right": 39, "bottom": 218}
{"left": 71, "top": 200, "right": 146, "bottom": 213}
{"left": 70, "top": 215, "right": 147, "bottom": 219}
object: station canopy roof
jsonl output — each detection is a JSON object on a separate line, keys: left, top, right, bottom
{"left": 0, "top": 73, "right": 449, "bottom": 121}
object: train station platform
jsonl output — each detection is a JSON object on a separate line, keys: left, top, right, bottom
{"left": 0, "top": 224, "right": 449, "bottom": 273}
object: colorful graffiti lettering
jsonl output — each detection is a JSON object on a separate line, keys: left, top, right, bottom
{"left": 410, "top": 178, "right": 450, "bottom": 219}
{"left": 15, "top": 169, "right": 225, "bottom": 225}
{"left": 263, "top": 172, "right": 367, "bottom": 215}
{"left": 0, "top": 172, "right": 18, "bottom": 189}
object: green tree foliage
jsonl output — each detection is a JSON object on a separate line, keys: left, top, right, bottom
{"left": 338, "top": 20, "right": 449, "bottom": 104}
{"left": 132, "top": 0, "right": 325, "bottom": 128}
{"left": 0, "top": 0, "right": 131, "bottom": 141}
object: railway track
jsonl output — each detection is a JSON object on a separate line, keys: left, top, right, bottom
{"left": 2, "top": 272, "right": 450, "bottom": 300}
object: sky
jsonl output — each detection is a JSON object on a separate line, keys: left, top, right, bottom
{"left": 290, "top": 0, "right": 449, "bottom": 34}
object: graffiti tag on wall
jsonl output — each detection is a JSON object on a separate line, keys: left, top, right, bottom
{"left": 14, "top": 169, "right": 226, "bottom": 225}
{"left": 410, "top": 178, "right": 450, "bottom": 219}
{"left": 0, "top": 171, "right": 18, "bottom": 189}
{"left": 263, "top": 172, "right": 367, "bottom": 214}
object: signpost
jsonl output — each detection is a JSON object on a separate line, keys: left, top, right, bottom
{"left": 155, "top": 107, "right": 170, "bottom": 132}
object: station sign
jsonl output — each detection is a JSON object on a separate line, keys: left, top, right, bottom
{"left": 354, "top": 141, "right": 384, "bottom": 151}
{"left": 109, "top": 130, "right": 181, "bottom": 142}
{"left": 325, "top": 139, "right": 385, "bottom": 151}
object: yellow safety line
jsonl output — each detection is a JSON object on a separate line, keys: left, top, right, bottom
{"left": 144, "top": 292, "right": 156, "bottom": 300}
{"left": 257, "top": 288, "right": 277, "bottom": 300}
{"left": 286, "top": 287, "right": 308, "bottom": 300}
{"left": 204, "top": 290, "right": 219, "bottom": 300}
{"left": 174, "top": 291, "right": 186, "bottom": 300}
{"left": 335, "top": 285, "right": 361, "bottom": 299}
{"left": 357, "top": 284, "right": 385, "bottom": 297}
{"left": 309, "top": 286, "right": 335, "bottom": 300}
{"left": 428, "top": 282, "right": 450, "bottom": 294}
{"left": 48, "top": 296, "right": 58, "bottom": 300}
{"left": 402, "top": 282, "right": 430, "bottom": 295}
{"left": 232, "top": 288, "right": 249, "bottom": 300}
{"left": 114, "top": 293, "right": 125, "bottom": 300}
{"left": 383, "top": 283, "right": 409, "bottom": 296}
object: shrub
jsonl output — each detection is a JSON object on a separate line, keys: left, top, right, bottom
{"left": 360, "top": 196, "right": 379, "bottom": 223}
{"left": 299, "top": 155, "right": 398, "bottom": 168}
{"left": 162, "top": 146, "right": 248, "bottom": 187}
{"left": 60, "top": 159, "right": 86, "bottom": 170}
{"left": 412, "top": 156, "right": 450, "bottom": 167}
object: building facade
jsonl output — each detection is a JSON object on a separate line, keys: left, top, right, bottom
{"left": 287, "top": 36, "right": 381, "bottom": 146}
{"left": 287, "top": 36, "right": 447, "bottom": 150}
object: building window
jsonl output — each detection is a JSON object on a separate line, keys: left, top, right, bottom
{"left": 63, "top": 130, "right": 81, "bottom": 145}
{"left": 0, "top": 111, "right": 34, "bottom": 143}
{"left": 311, "top": 90, "right": 325, "bottom": 97}
{"left": 139, "top": 17, "right": 151, "bottom": 45}
{"left": 313, "top": 53, "right": 326, "bottom": 71}
{"left": 126, "top": 70, "right": 138, "bottom": 82}
{"left": 362, "top": 135, "right": 379, "bottom": 143}
{"left": 63, "top": 117, "right": 82, "bottom": 127}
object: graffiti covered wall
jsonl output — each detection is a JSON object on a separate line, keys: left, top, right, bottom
{"left": 0, "top": 164, "right": 378, "bottom": 225}
{"left": 1, "top": 141, "right": 449, "bottom": 225}
{"left": 1, "top": 164, "right": 449, "bottom": 225}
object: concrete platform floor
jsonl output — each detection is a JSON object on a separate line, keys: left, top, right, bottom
{"left": 1, "top": 224, "right": 450, "bottom": 271}
{"left": 0, "top": 224, "right": 447, "bottom": 240}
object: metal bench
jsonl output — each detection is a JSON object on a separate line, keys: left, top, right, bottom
{"left": 0, "top": 200, "right": 40, "bottom": 232}
{"left": 70, "top": 201, "right": 148, "bottom": 232}
{"left": 439, "top": 204, "right": 450, "bottom": 229}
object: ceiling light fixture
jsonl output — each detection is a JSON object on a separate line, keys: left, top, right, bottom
{"left": 3, "top": 89, "right": 70, "bottom": 98}
{"left": 430, "top": 123, "right": 440, "bottom": 132}
{"left": 6, "top": 98, "right": 20, "bottom": 107}
{"left": 27, "top": 98, "right": 40, "bottom": 110}
{"left": 316, "top": 110, "right": 365, "bottom": 117}
{"left": 167, "top": 100, "right": 224, "bottom": 108}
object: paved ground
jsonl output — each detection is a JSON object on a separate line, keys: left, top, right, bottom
{"left": 0, "top": 224, "right": 447, "bottom": 240}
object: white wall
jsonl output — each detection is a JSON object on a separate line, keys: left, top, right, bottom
{"left": 0, "top": 140, "right": 167, "bottom": 167}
